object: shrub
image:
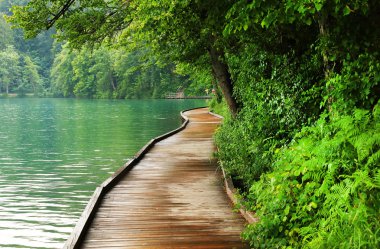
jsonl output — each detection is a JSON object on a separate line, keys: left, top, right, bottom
{"left": 215, "top": 45, "right": 322, "bottom": 191}
{"left": 243, "top": 103, "right": 380, "bottom": 248}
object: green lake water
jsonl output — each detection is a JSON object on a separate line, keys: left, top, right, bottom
{"left": 0, "top": 98, "right": 205, "bottom": 248}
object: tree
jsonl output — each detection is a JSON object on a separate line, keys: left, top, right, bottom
{"left": 71, "top": 48, "right": 96, "bottom": 98}
{"left": 0, "top": 15, "right": 14, "bottom": 50}
{"left": 50, "top": 42, "right": 189, "bottom": 99}
{"left": 50, "top": 44, "right": 76, "bottom": 97}
{"left": 17, "top": 29, "right": 56, "bottom": 89}
{"left": 175, "top": 61, "right": 216, "bottom": 99}
{"left": 20, "top": 55, "right": 42, "bottom": 95}
{"left": 225, "top": 0, "right": 380, "bottom": 111}
{"left": 0, "top": 45, "right": 20, "bottom": 94}
{"left": 8, "top": 0, "right": 240, "bottom": 115}
{"left": 2, "top": 0, "right": 55, "bottom": 90}
{"left": 91, "top": 48, "right": 116, "bottom": 98}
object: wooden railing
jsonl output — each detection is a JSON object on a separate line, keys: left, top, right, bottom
{"left": 165, "top": 93, "right": 211, "bottom": 99}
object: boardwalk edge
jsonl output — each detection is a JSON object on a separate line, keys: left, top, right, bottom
{"left": 208, "top": 110, "right": 258, "bottom": 225}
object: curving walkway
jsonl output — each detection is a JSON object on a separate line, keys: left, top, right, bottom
{"left": 66, "top": 108, "right": 249, "bottom": 248}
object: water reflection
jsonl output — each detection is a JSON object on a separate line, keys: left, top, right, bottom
{"left": 0, "top": 98, "right": 204, "bottom": 248}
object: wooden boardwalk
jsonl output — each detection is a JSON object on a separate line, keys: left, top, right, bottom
{"left": 65, "top": 108, "right": 249, "bottom": 248}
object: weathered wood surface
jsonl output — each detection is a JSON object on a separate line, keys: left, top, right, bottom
{"left": 69, "top": 108, "right": 249, "bottom": 248}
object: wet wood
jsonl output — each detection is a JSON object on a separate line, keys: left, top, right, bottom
{"left": 64, "top": 108, "right": 249, "bottom": 248}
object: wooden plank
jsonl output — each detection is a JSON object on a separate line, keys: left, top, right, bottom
{"left": 64, "top": 107, "right": 249, "bottom": 249}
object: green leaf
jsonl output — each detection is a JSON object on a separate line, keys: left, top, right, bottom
{"left": 294, "top": 169, "right": 301, "bottom": 176}
{"left": 261, "top": 19, "right": 268, "bottom": 28}
{"left": 284, "top": 205, "right": 290, "bottom": 215}
{"left": 343, "top": 5, "right": 351, "bottom": 16}
{"left": 305, "top": 18, "right": 312, "bottom": 26}
{"left": 314, "top": 3, "right": 323, "bottom": 11}
{"left": 310, "top": 202, "right": 317, "bottom": 209}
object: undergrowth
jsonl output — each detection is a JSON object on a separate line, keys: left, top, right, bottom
{"left": 244, "top": 105, "right": 380, "bottom": 248}
{"left": 214, "top": 47, "right": 380, "bottom": 247}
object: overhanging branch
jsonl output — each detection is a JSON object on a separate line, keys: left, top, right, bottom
{"left": 46, "top": 0, "right": 76, "bottom": 29}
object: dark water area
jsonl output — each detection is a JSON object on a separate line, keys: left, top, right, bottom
{"left": 0, "top": 98, "right": 205, "bottom": 248}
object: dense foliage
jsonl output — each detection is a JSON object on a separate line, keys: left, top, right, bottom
{"left": 0, "top": 14, "right": 47, "bottom": 95}
{"left": 214, "top": 0, "right": 380, "bottom": 248}
{"left": 7, "top": 0, "right": 380, "bottom": 247}
{"left": 244, "top": 107, "right": 380, "bottom": 248}
{"left": 1, "top": 0, "right": 203, "bottom": 98}
{"left": 50, "top": 44, "right": 194, "bottom": 98}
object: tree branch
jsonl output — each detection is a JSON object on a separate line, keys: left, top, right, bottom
{"left": 46, "top": 0, "right": 76, "bottom": 29}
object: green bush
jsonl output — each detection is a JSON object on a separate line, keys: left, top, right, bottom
{"left": 215, "top": 45, "right": 322, "bottom": 191}
{"left": 214, "top": 35, "right": 380, "bottom": 248}
{"left": 326, "top": 53, "right": 380, "bottom": 113}
{"left": 243, "top": 104, "right": 380, "bottom": 248}
{"left": 208, "top": 97, "right": 230, "bottom": 119}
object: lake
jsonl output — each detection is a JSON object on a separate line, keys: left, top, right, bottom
{"left": 0, "top": 98, "right": 205, "bottom": 248}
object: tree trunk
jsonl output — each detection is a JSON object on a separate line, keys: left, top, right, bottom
{"left": 318, "top": 12, "right": 334, "bottom": 112}
{"left": 211, "top": 77, "right": 222, "bottom": 103}
{"left": 110, "top": 73, "right": 116, "bottom": 91}
{"left": 209, "top": 47, "right": 239, "bottom": 116}
{"left": 318, "top": 12, "right": 331, "bottom": 78}
{"left": 32, "top": 82, "right": 36, "bottom": 95}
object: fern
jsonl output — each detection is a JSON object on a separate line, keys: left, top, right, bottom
{"left": 367, "top": 150, "right": 380, "bottom": 168}
{"left": 243, "top": 103, "right": 380, "bottom": 248}
{"left": 373, "top": 170, "right": 380, "bottom": 188}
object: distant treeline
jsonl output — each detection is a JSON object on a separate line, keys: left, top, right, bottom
{"left": 0, "top": 0, "right": 205, "bottom": 98}
{"left": 50, "top": 45, "right": 195, "bottom": 99}
{"left": 0, "top": 7, "right": 53, "bottom": 96}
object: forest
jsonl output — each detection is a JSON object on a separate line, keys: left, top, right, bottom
{"left": 0, "top": 0, "right": 205, "bottom": 98}
{"left": 6, "top": 0, "right": 380, "bottom": 248}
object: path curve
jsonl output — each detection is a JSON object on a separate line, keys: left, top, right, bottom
{"left": 66, "top": 108, "right": 249, "bottom": 248}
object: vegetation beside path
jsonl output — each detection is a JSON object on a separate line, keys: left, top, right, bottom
{"left": 212, "top": 1, "right": 380, "bottom": 247}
